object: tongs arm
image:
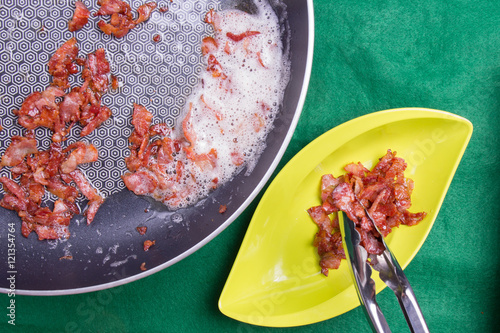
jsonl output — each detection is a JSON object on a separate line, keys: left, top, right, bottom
{"left": 341, "top": 212, "right": 430, "bottom": 333}
{"left": 370, "top": 238, "right": 429, "bottom": 333}
{"left": 341, "top": 212, "right": 391, "bottom": 333}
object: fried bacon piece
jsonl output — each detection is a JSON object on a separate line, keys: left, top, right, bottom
{"left": 79, "top": 105, "right": 112, "bottom": 137}
{"left": 226, "top": 31, "right": 261, "bottom": 42}
{"left": 48, "top": 38, "right": 79, "bottom": 89}
{"left": 143, "top": 239, "right": 155, "bottom": 251}
{"left": 122, "top": 170, "right": 158, "bottom": 195}
{"left": 123, "top": 104, "right": 154, "bottom": 172}
{"left": 308, "top": 150, "right": 427, "bottom": 276}
{"left": 13, "top": 87, "right": 65, "bottom": 132}
{"left": 68, "top": 1, "right": 90, "bottom": 32}
{"left": 95, "top": 0, "right": 133, "bottom": 17}
{"left": 136, "top": 226, "right": 147, "bottom": 235}
{"left": 204, "top": 8, "right": 221, "bottom": 31}
{"left": 46, "top": 175, "right": 79, "bottom": 202}
{"left": 13, "top": 39, "right": 113, "bottom": 143}
{"left": 201, "top": 37, "right": 218, "bottom": 56}
{"left": 1, "top": 136, "right": 38, "bottom": 168}
{"left": 0, "top": 38, "right": 113, "bottom": 241}
{"left": 136, "top": 2, "right": 158, "bottom": 24}
{"left": 131, "top": 103, "right": 153, "bottom": 137}
{"left": 97, "top": 14, "right": 135, "bottom": 38}
{"left": 59, "top": 88, "right": 84, "bottom": 123}
{"left": 122, "top": 103, "right": 223, "bottom": 208}
{"left": 81, "top": 48, "right": 111, "bottom": 94}
{"left": 95, "top": 0, "right": 157, "bottom": 38}
{"left": 0, "top": 133, "right": 104, "bottom": 239}
{"left": 69, "top": 169, "right": 104, "bottom": 224}
{"left": 60, "top": 142, "right": 99, "bottom": 174}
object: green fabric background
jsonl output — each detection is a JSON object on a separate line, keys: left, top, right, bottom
{"left": 2, "top": 0, "right": 500, "bottom": 332}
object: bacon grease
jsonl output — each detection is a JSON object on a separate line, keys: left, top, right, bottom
{"left": 125, "top": 3, "right": 290, "bottom": 209}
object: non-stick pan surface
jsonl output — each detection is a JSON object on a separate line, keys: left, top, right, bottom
{"left": 0, "top": 0, "right": 313, "bottom": 295}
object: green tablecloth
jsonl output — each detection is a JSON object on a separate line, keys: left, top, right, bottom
{"left": 2, "top": 0, "right": 500, "bottom": 332}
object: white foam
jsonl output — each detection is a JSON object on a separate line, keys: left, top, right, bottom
{"left": 148, "top": 1, "right": 290, "bottom": 209}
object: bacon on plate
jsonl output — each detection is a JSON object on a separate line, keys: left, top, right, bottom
{"left": 308, "top": 150, "right": 427, "bottom": 276}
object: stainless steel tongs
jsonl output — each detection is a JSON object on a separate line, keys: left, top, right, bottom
{"left": 340, "top": 209, "right": 430, "bottom": 333}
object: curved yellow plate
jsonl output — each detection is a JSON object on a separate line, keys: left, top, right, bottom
{"left": 218, "top": 108, "right": 473, "bottom": 327}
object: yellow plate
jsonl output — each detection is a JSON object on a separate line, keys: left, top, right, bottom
{"left": 218, "top": 108, "right": 473, "bottom": 327}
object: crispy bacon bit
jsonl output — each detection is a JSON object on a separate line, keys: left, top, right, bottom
{"left": 68, "top": 1, "right": 90, "bottom": 32}
{"left": 219, "top": 205, "right": 227, "bottom": 214}
{"left": 69, "top": 169, "right": 104, "bottom": 224}
{"left": 111, "top": 75, "right": 119, "bottom": 90}
{"left": 122, "top": 170, "right": 158, "bottom": 195}
{"left": 135, "top": 2, "right": 157, "bottom": 24}
{"left": 59, "top": 88, "right": 84, "bottom": 123}
{"left": 153, "top": 34, "right": 161, "bottom": 42}
{"left": 207, "top": 54, "right": 223, "bottom": 78}
{"left": 79, "top": 105, "right": 112, "bottom": 137}
{"left": 226, "top": 31, "right": 261, "bottom": 42}
{"left": 1, "top": 136, "right": 38, "bottom": 167}
{"left": 95, "top": 0, "right": 133, "bottom": 17}
{"left": 205, "top": 8, "right": 221, "bottom": 31}
{"left": 13, "top": 39, "right": 113, "bottom": 143}
{"left": 81, "top": 48, "right": 111, "bottom": 94}
{"left": 48, "top": 38, "right": 79, "bottom": 89}
{"left": 201, "top": 36, "right": 218, "bottom": 56}
{"left": 136, "top": 226, "right": 147, "bottom": 235}
{"left": 308, "top": 150, "right": 427, "bottom": 276}
{"left": 0, "top": 133, "right": 105, "bottom": 239}
{"left": 13, "top": 88, "right": 65, "bottom": 131}
{"left": 46, "top": 175, "right": 79, "bottom": 202}
{"left": 0, "top": 37, "right": 115, "bottom": 241}
{"left": 132, "top": 103, "right": 153, "bottom": 137}
{"left": 159, "top": 6, "right": 168, "bottom": 13}
{"left": 96, "top": 0, "right": 157, "bottom": 38}
{"left": 60, "top": 142, "right": 99, "bottom": 174}
{"left": 143, "top": 239, "right": 155, "bottom": 251}
{"left": 59, "top": 255, "right": 74, "bottom": 260}
{"left": 97, "top": 16, "right": 133, "bottom": 38}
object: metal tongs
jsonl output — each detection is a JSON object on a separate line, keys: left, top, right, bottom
{"left": 340, "top": 208, "right": 430, "bottom": 333}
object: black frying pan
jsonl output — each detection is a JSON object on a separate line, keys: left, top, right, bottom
{"left": 0, "top": 0, "right": 313, "bottom": 295}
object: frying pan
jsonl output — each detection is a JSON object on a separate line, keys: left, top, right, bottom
{"left": 0, "top": 0, "right": 313, "bottom": 295}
